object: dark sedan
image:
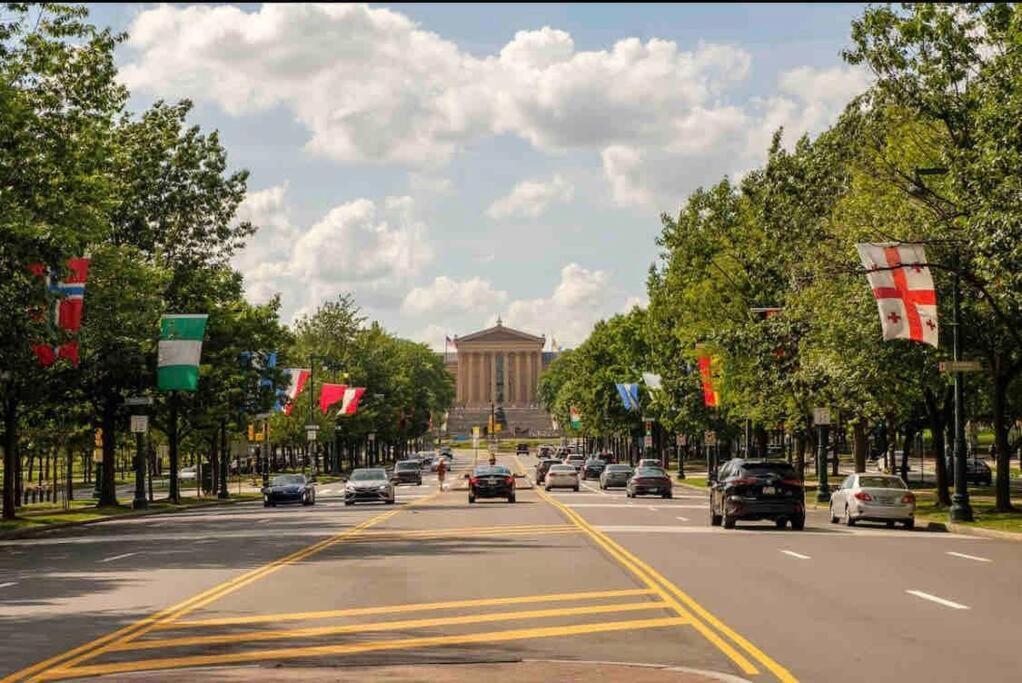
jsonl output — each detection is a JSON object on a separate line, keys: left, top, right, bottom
{"left": 946, "top": 457, "right": 993, "bottom": 486}
{"left": 710, "top": 459, "right": 805, "bottom": 530}
{"left": 390, "top": 460, "right": 423, "bottom": 486}
{"left": 469, "top": 465, "right": 516, "bottom": 503}
{"left": 599, "top": 464, "right": 633, "bottom": 490}
{"left": 262, "top": 474, "right": 315, "bottom": 507}
{"left": 626, "top": 467, "right": 673, "bottom": 499}
{"left": 344, "top": 468, "right": 396, "bottom": 506}
{"left": 581, "top": 458, "right": 606, "bottom": 480}
{"left": 535, "top": 457, "right": 562, "bottom": 484}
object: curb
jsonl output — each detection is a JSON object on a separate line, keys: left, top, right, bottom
{"left": 0, "top": 496, "right": 254, "bottom": 541}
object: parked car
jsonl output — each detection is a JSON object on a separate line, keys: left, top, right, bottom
{"left": 262, "top": 473, "right": 315, "bottom": 507}
{"left": 516, "top": 443, "right": 529, "bottom": 455}
{"left": 637, "top": 458, "right": 663, "bottom": 469}
{"left": 829, "top": 473, "right": 915, "bottom": 529}
{"left": 344, "top": 468, "right": 395, "bottom": 505}
{"left": 545, "top": 464, "right": 580, "bottom": 491}
{"left": 178, "top": 466, "right": 197, "bottom": 481}
{"left": 600, "top": 464, "right": 633, "bottom": 490}
{"left": 535, "top": 458, "right": 562, "bottom": 484}
{"left": 390, "top": 460, "right": 423, "bottom": 486}
{"left": 582, "top": 458, "right": 607, "bottom": 480}
{"left": 945, "top": 457, "right": 993, "bottom": 486}
{"left": 468, "top": 464, "right": 516, "bottom": 504}
{"left": 710, "top": 459, "right": 805, "bottom": 530}
{"left": 626, "top": 467, "right": 673, "bottom": 499}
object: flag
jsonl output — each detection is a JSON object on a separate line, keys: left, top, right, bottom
{"left": 642, "top": 372, "right": 662, "bottom": 390}
{"left": 696, "top": 348, "right": 720, "bottom": 408}
{"left": 28, "top": 257, "right": 90, "bottom": 367}
{"left": 856, "top": 243, "right": 938, "bottom": 347}
{"left": 319, "top": 383, "right": 346, "bottom": 414}
{"left": 337, "top": 387, "right": 366, "bottom": 416}
{"left": 569, "top": 406, "right": 581, "bottom": 429}
{"left": 158, "top": 314, "right": 207, "bottom": 391}
{"left": 280, "top": 368, "right": 311, "bottom": 415}
{"left": 616, "top": 383, "right": 640, "bottom": 411}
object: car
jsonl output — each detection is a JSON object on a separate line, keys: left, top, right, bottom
{"left": 626, "top": 467, "right": 673, "bottom": 499}
{"left": 440, "top": 446, "right": 453, "bottom": 457}
{"left": 535, "top": 457, "right": 562, "bottom": 484}
{"left": 564, "top": 454, "right": 586, "bottom": 472}
{"left": 390, "top": 460, "right": 423, "bottom": 486}
{"left": 178, "top": 466, "right": 197, "bottom": 481}
{"left": 344, "top": 468, "right": 396, "bottom": 505}
{"left": 581, "top": 458, "right": 607, "bottom": 480}
{"left": 468, "top": 464, "right": 515, "bottom": 503}
{"left": 637, "top": 458, "right": 663, "bottom": 469}
{"left": 710, "top": 459, "right": 805, "bottom": 530}
{"left": 599, "top": 464, "right": 633, "bottom": 489}
{"left": 516, "top": 443, "right": 529, "bottom": 455}
{"left": 262, "top": 473, "right": 315, "bottom": 507}
{"left": 594, "top": 452, "right": 616, "bottom": 464}
{"left": 538, "top": 445, "right": 555, "bottom": 458}
{"left": 945, "top": 457, "right": 993, "bottom": 486}
{"left": 545, "top": 464, "right": 580, "bottom": 491}
{"left": 829, "top": 473, "right": 915, "bottom": 529}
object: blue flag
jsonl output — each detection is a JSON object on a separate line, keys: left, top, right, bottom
{"left": 616, "top": 383, "right": 640, "bottom": 411}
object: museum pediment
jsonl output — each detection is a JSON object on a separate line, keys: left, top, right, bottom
{"left": 456, "top": 323, "right": 544, "bottom": 345}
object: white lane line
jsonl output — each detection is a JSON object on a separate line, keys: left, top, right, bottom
{"left": 0, "top": 582, "right": 17, "bottom": 589}
{"left": 946, "top": 551, "right": 992, "bottom": 563}
{"left": 781, "top": 550, "right": 811, "bottom": 560}
{"left": 906, "top": 590, "right": 970, "bottom": 610}
{"left": 565, "top": 503, "right": 705, "bottom": 509}
{"left": 675, "top": 516, "right": 689, "bottom": 522}
{"left": 100, "top": 552, "right": 138, "bottom": 563}
{"left": 648, "top": 506, "right": 658, "bottom": 511}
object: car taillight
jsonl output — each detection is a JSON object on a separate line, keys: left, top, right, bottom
{"left": 505, "top": 476, "right": 514, "bottom": 485}
{"left": 853, "top": 491, "right": 873, "bottom": 501}
{"left": 469, "top": 477, "right": 478, "bottom": 486}
{"left": 781, "top": 479, "right": 802, "bottom": 486}
{"left": 730, "top": 477, "right": 759, "bottom": 486}
{"left": 901, "top": 493, "right": 915, "bottom": 504}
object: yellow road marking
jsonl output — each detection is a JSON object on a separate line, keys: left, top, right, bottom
{"left": 160, "top": 587, "right": 657, "bottom": 630}
{"left": 45, "top": 617, "right": 688, "bottom": 679}
{"left": 7, "top": 494, "right": 438, "bottom": 683}
{"left": 114, "top": 601, "right": 675, "bottom": 652}
{"left": 518, "top": 452, "right": 798, "bottom": 683}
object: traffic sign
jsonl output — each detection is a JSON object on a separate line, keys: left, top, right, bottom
{"left": 124, "top": 396, "right": 153, "bottom": 407}
{"left": 939, "top": 360, "right": 982, "bottom": 373}
{"left": 704, "top": 431, "right": 717, "bottom": 446}
{"left": 813, "top": 407, "right": 832, "bottom": 426}
{"left": 130, "top": 415, "right": 149, "bottom": 433}
{"left": 643, "top": 435, "right": 653, "bottom": 448}
{"left": 368, "top": 432, "right": 376, "bottom": 442}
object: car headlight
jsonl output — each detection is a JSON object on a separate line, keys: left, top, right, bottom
{"left": 345, "top": 483, "right": 355, "bottom": 491}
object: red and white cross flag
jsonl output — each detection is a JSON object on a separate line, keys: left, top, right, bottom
{"left": 856, "top": 243, "right": 939, "bottom": 348}
{"left": 337, "top": 387, "right": 366, "bottom": 416}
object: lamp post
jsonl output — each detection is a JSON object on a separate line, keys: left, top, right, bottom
{"left": 813, "top": 407, "right": 831, "bottom": 503}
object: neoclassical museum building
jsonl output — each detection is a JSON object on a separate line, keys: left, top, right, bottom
{"left": 441, "top": 320, "right": 560, "bottom": 436}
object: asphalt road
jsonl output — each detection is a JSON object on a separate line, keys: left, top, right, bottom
{"left": 1, "top": 450, "right": 1019, "bottom": 682}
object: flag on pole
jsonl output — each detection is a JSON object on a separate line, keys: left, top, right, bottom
{"left": 696, "top": 348, "right": 720, "bottom": 408}
{"left": 569, "top": 406, "right": 581, "bottom": 429}
{"left": 27, "top": 257, "right": 90, "bottom": 367}
{"left": 337, "top": 387, "right": 366, "bottom": 416}
{"left": 319, "top": 383, "right": 346, "bottom": 414}
{"left": 158, "top": 314, "right": 208, "bottom": 391}
{"left": 856, "top": 243, "right": 938, "bottom": 348}
{"left": 616, "top": 383, "right": 640, "bottom": 411}
{"left": 642, "top": 372, "right": 662, "bottom": 390}
{"left": 280, "top": 368, "right": 311, "bottom": 415}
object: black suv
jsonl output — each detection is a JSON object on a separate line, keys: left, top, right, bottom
{"left": 468, "top": 465, "right": 516, "bottom": 503}
{"left": 710, "top": 459, "right": 805, "bottom": 530}
{"left": 516, "top": 443, "right": 529, "bottom": 455}
{"left": 582, "top": 458, "right": 607, "bottom": 480}
{"left": 535, "top": 458, "right": 562, "bottom": 484}
{"left": 390, "top": 460, "right": 423, "bottom": 486}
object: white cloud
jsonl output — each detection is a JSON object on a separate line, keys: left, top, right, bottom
{"left": 486, "top": 174, "right": 574, "bottom": 220}
{"left": 401, "top": 276, "right": 508, "bottom": 316}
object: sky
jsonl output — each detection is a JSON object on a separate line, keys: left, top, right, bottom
{"left": 87, "top": 3, "right": 869, "bottom": 350}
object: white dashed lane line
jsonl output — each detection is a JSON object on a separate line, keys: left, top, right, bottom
{"left": 0, "top": 582, "right": 18, "bottom": 589}
{"left": 780, "top": 550, "right": 811, "bottom": 560}
{"left": 675, "top": 516, "right": 689, "bottom": 522}
{"left": 100, "top": 552, "right": 139, "bottom": 563}
{"left": 906, "top": 590, "right": 970, "bottom": 610}
{"left": 946, "top": 551, "right": 992, "bottom": 563}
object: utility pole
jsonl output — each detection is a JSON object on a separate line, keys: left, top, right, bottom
{"left": 949, "top": 253, "right": 975, "bottom": 521}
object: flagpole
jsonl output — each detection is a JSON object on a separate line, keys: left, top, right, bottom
{"left": 949, "top": 253, "right": 974, "bottom": 521}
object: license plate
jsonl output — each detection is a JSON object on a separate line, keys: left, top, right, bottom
{"left": 762, "top": 486, "right": 775, "bottom": 495}
{"left": 487, "top": 478, "right": 499, "bottom": 484}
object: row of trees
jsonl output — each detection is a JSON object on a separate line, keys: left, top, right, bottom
{"left": 0, "top": 5, "right": 452, "bottom": 519}
{"left": 540, "top": 4, "right": 1022, "bottom": 511}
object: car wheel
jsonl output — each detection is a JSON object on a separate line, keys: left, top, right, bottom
{"left": 573, "top": 486, "right": 579, "bottom": 492}
{"left": 263, "top": 500, "right": 270, "bottom": 508}
{"left": 775, "top": 518, "right": 787, "bottom": 529}
{"left": 663, "top": 491, "right": 672, "bottom": 499}
{"left": 386, "top": 497, "right": 395, "bottom": 505}
{"left": 791, "top": 515, "right": 805, "bottom": 531}
{"left": 904, "top": 518, "right": 915, "bottom": 530}
{"left": 468, "top": 494, "right": 476, "bottom": 503}
{"left": 544, "top": 485, "right": 551, "bottom": 491}
{"left": 843, "top": 505, "right": 855, "bottom": 526}
{"left": 508, "top": 495, "right": 515, "bottom": 504}
{"left": 723, "top": 514, "right": 736, "bottom": 529}
{"left": 344, "top": 500, "right": 353, "bottom": 506}
{"left": 829, "top": 503, "right": 838, "bottom": 524}
{"left": 711, "top": 511, "right": 722, "bottom": 526}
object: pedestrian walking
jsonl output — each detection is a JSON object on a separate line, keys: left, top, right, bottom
{"left": 436, "top": 457, "right": 447, "bottom": 491}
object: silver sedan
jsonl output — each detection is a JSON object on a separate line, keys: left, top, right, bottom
{"left": 544, "top": 464, "right": 580, "bottom": 492}
{"left": 829, "top": 473, "right": 915, "bottom": 529}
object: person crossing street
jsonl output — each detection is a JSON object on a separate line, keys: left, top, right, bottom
{"left": 436, "top": 456, "right": 447, "bottom": 491}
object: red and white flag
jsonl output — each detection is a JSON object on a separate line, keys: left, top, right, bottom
{"left": 856, "top": 243, "right": 938, "bottom": 348}
{"left": 27, "top": 257, "right": 90, "bottom": 366}
{"left": 319, "top": 383, "right": 347, "bottom": 414}
{"left": 281, "top": 368, "right": 310, "bottom": 416}
{"left": 337, "top": 387, "right": 365, "bottom": 416}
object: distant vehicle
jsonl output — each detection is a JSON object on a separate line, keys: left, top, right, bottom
{"left": 390, "top": 460, "right": 423, "bottom": 486}
{"left": 581, "top": 458, "right": 606, "bottom": 480}
{"left": 262, "top": 473, "right": 315, "bottom": 507}
{"left": 637, "top": 458, "right": 663, "bottom": 469}
{"left": 829, "top": 473, "right": 915, "bottom": 529}
{"left": 535, "top": 458, "right": 562, "bottom": 484}
{"left": 600, "top": 464, "right": 633, "bottom": 490}
{"left": 545, "top": 464, "right": 580, "bottom": 492}
{"left": 594, "top": 452, "right": 616, "bottom": 464}
{"left": 626, "top": 467, "right": 672, "bottom": 499}
{"left": 516, "top": 443, "right": 529, "bottom": 455}
{"left": 178, "top": 466, "right": 197, "bottom": 481}
{"left": 440, "top": 446, "right": 453, "bottom": 457}
{"left": 710, "top": 459, "right": 804, "bottom": 530}
{"left": 945, "top": 457, "right": 992, "bottom": 486}
{"left": 344, "top": 468, "right": 395, "bottom": 506}
{"left": 468, "top": 464, "right": 515, "bottom": 504}
{"left": 564, "top": 454, "right": 586, "bottom": 472}
{"left": 538, "top": 445, "right": 555, "bottom": 458}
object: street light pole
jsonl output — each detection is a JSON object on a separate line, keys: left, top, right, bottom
{"left": 950, "top": 254, "right": 974, "bottom": 521}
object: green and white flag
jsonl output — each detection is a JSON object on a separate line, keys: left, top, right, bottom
{"left": 158, "top": 314, "right": 208, "bottom": 391}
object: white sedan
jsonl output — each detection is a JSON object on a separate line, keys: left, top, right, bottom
{"left": 544, "top": 464, "right": 580, "bottom": 492}
{"left": 829, "top": 473, "right": 915, "bottom": 529}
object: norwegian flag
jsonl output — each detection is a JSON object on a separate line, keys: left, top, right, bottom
{"left": 856, "top": 243, "right": 939, "bottom": 348}
{"left": 337, "top": 387, "right": 366, "bottom": 416}
{"left": 280, "top": 368, "right": 311, "bottom": 416}
{"left": 27, "top": 257, "right": 90, "bottom": 366}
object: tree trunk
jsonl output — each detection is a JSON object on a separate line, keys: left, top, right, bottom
{"left": 2, "top": 395, "right": 18, "bottom": 520}
{"left": 992, "top": 369, "right": 1014, "bottom": 511}
{"left": 924, "top": 386, "right": 952, "bottom": 507}
{"left": 901, "top": 424, "right": 916, "bottom": 483}
{"left": 852, "top": 421, "right": 867, "bottom": 473}
{"left": 98, "top": 399, "right": 119, "bottom": 506}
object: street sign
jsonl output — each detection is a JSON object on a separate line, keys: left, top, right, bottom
{"left": 306, "top": 430, "right": 317, "bottom": 442}
{"left": 124, "top": 396, "right": 153, "bottom": 407}
{"left": 813, "top": 407, "right": 832, "bottom": 426}
{"left": 368, "top": 432, "right": 376, "bottom": 442}
{"left": 130, "top": 415, "right": 149, "bottom": 433}
{"left": 472, "top": 426, "right": 480, "bottom": 437}
{"left": 676, "top": 433, "right": 688, "bottom": 447}
{"left": 939, "top": 360, "right": 982, "bottom": 373}
{"left": 704, "top": 431, "right": 717, "bottom": 446}
{"left": 643, "top": 435, "right": 653, "bottom": 448}
{"left": 641, "top": 416, "right": 655, "bottom": 423}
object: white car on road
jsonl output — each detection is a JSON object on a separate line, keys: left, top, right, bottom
{"left": 829, "top": 473, "right": 915, "bottom": 529}
{"left": 544, "top": 464, "right": 580, "bottom": 492}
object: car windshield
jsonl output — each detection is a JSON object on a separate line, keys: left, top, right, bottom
{"left": 550, "top": 465, "right": 575, "bottom": 473}
{"left": 474, "top": 466, "right": 511, "bottom": 476}
{"left": 858, "top": 476, "right": 906, "bottom": 489}
{"left": 634, "top": 468, "right": 664, "bottom": 477}
{"left": 271, "top": 474, "right": 305, "bottom": 486}
{"left": 395, "top": 462, "right": 418, "bottom": 470}
{"left": 606, "top": 465, "right": 632, "bottom": 473}
{"left": 350, "top": 469, "right": 387, "bottom": 481}
{"left": 742, "top": 463, "right": 797, "bottom": 479}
